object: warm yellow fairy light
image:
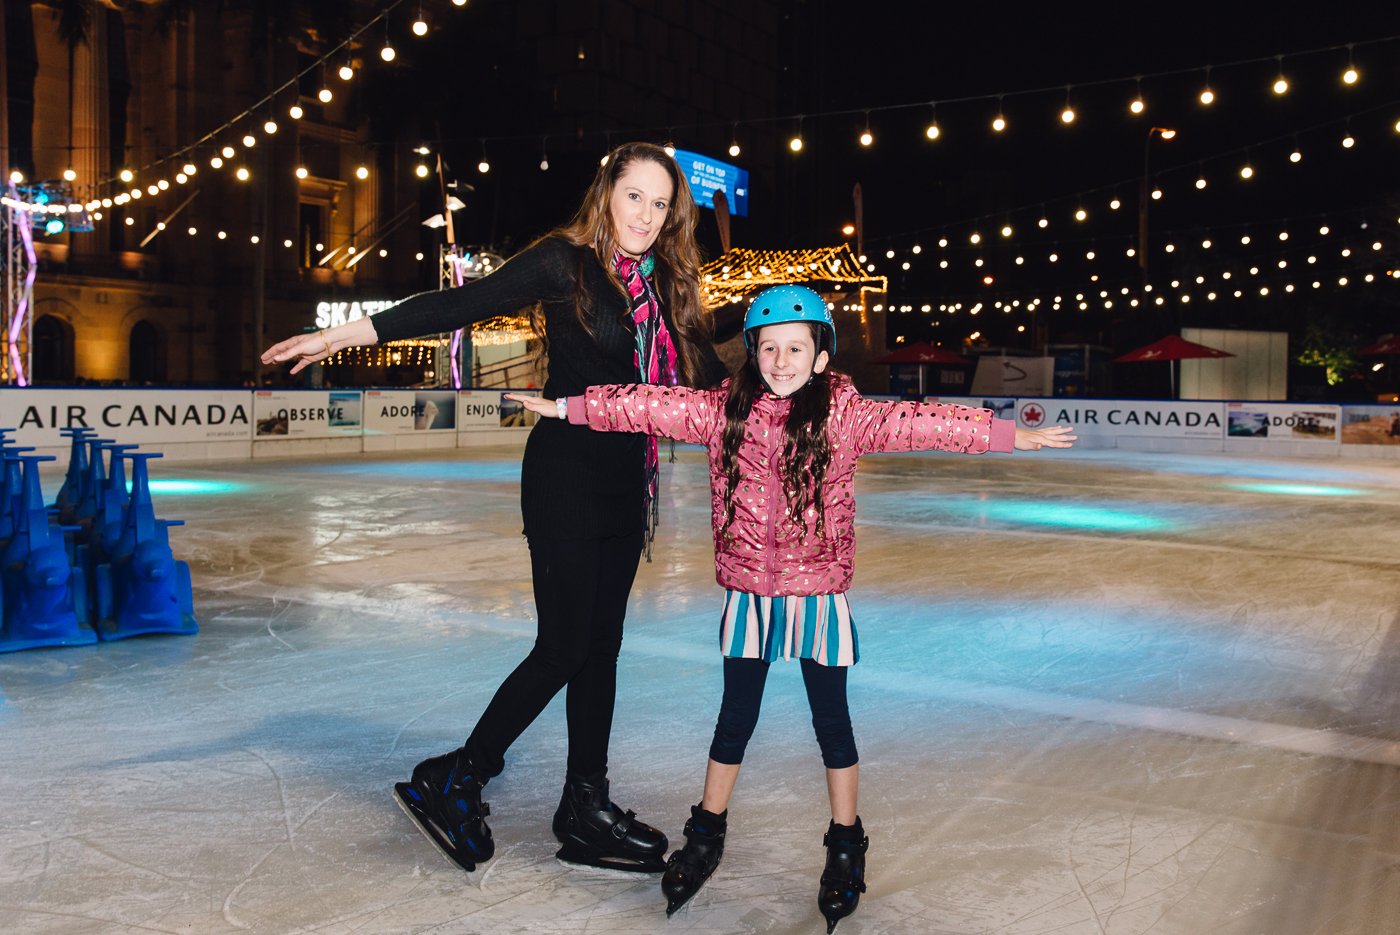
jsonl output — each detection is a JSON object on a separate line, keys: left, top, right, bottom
{"left": 413, "top": 17, "right": 428, "bottom": 36}
{"left": 1342, "top": 135, "right": 1355, "bottom": 149}
{"left": 1343, "top": 66, "right": 1359, "bottom": 85}
{"left": 182, "top": 163, "right": 196, "bottom": 175}
{"left": 1290, "top": 149, "right": 1302, "bottom": 163}
{"left": 119, "top": 168, "right": 134, "bottom": 183}
{"left": 1060, "top": 107, "right": 1075, "bottom": 124}
{"left": 478, "top": 160, "right": 491, "bottom": 173}
{"left": 925, "top": 122, "right": 940, "bottom": 140}
{"left": 1074, "top": 208, "right": 1087, "bottom": 221}
{"left": 969, "top": 232, "right": 981, "bottom": 244}
{"left": 992, "top": 114, "right": 1006, "bottom": 132}
{"left": 290, "top": 104, "right": 304, "bottom": 119}
{"left": 841, "top": 224, "right": 856, "bottom": 236}
{"left": 728, "top": 142, "right": 741, "bottom": 157}
{"left": 1000, "top": 225, "right": 1013, "bottom": 237}
{"left": 1037, "top": 217, "right": 1048, "bottom": 229}
{"left": 1110, "top": 198, "right": 1121, "bottom": 210}
{"left": 415, "top": 163, "right": 429, "bottom": 178}
{"left": 789, "top": 135, "right": 803, "bottom": 152}
{"left": 157, "top": 179, "right": 170, "bottom": 190}
{"left": 381, "top": 44, "right": 396, "bottom": 62}
{"left": 911, "top": 244, "right": 921, "bottom": 254}
{"left": 242, "top": 133, "right": 256, "bottom": 147}
{"left": 147, "top": 184, "right": 158, "bottom": 195}
{"left": 1151, "top": 189, "right": 1162, "bottom": 200}
{"left": 859, "top": 130, "right": 873, "bottom": 146}
{"left": 217, "top": 230, "right": 227, "bottom": 240}
{"left": 284, "top": 239, "right": 293, "bottom": 248}
{"left": 295, "top": 165, "right": 308, "bottom": 179}
{"left": 1199, "top": 87, "right": 1215, "bottom": 105}
{"left": 1130, "top": 98, "right": 1145, "bottom": 115}
{"left": 62, "top": 167, "right": 77, "bottom": 182}
{"left": 264, "top": 120, "right": 278, "bottom": 134}
{"left": 339, "top": 64, "right": 354, "bottom": 81}
{"left": 1273, "top": 76, "right": 1288, "bottom": 95}
{"left": 235, "top": 166, "right": 250, "bottom": 181}
{"left": 1240, "top": 164, "right": 1254, "bottom": 179}
{"left": 222, "top": 145, "right": 235, "bottom": 158}
{"left": 356, "top": 165, "right": 370, "bottom": 179}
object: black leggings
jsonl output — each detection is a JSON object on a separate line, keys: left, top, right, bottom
{"left": 464, "top": 533, "right": 643, "bottom": 779}
{"left": 708, "top": 656, "right": 858, "bottom": 770}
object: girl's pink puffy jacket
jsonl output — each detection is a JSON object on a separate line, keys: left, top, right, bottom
{"left": 567, "top": 374, "right": 1014, "bottom": 596}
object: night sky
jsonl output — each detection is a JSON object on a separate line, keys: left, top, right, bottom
{"left": 375, "top": 2, "right": 1399, "bottom": 380}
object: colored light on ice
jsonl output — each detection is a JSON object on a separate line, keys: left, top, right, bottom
{"left": 1225, "top": 482, "right": 1363, "bottom": 497}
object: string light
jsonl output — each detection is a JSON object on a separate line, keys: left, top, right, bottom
{"left": 381, "top": 17, "right": 397, "bottom": 62}
{"left": 1060, "top": 86, "right": 1075, "bottom": 124}
{"left": 478, "top": 139, "right": 491, "bottom": 174}
{"left": 1272, "top": 56, "right": 1289, "bottom": 95}
{"left": 210, "top": 155, "right": 224, "bottom": 168}
{"left": 242, "top": 133, "right": 256, "bottom": 147}
{"left": 1129, "top": 78, "right": 1145, "bottom": 115}
{"left": 412, "top": 5, "right": 429, "bottom": 36}
{"left": 289, "top": 103, "right": 304, "bottom": 119}
{"left": 1200, "top": 66, "right": 1215, "bottom": 105}
{"left": 295, "top": 165, "right": 308, "bottom": 179}
{"left": 925, "top": 103, "right": 941, "bottom": 141}
{"left": 355, "top": 165, "right": 370, "bottom": 180}
{"left": 728, "top": 124, "right": 741, "bottom": 157}
{"left": 790, "top": 116, "right": 805, "bottom": 152}
{"left": 339, "top": 62, "right": 355, "bottom": 81}
{"left": 119, "top": 168, "right": 134, "bottom": 183}
{"left": 1343, "top": 45, "right": 1359, "bottom": 85}
{"left": 859, "top": 112, "right": 874, "bottom": 147}
{"left": 235, "top": 167, "right": 250, "bottom": 181}
{"left": 992, "top": 97, "right": 1007, "bottom": 133}
{"left": 416, "top": 162, "right": 430, "bottom": 178}
{"left": 263, "top": 118, "right": 278, "bottom": 134}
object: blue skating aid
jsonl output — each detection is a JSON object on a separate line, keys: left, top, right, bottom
{"left": 55, "top": 427, "right": 98, "bottom": 524}
{"left": 93, "top": 452, "right": 197, "bottom": 640}
{"left": 74, "top": 437, "right": 115, "bottom": 528}
{"left": 0, "top": 454, "right": 95, "bottom": 653}
{"left": 0, "top": 446, "right": 37, "bottom": 546}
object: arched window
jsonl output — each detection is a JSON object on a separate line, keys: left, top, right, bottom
{"left": 32, "top": 315, "right": 75, "bottom": 383}
{"left": 129, "top": 320, "right": 166, "bottom": 384}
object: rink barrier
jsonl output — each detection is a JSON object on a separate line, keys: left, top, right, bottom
{"left": 1, "top": 388, "right": 1397, "bottom": 461}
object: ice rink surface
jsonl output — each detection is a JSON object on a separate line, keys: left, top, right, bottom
{"left": 3, "top": 443, "right": 1400, "bottom": 934}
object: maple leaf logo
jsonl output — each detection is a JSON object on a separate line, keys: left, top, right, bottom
{"left": 1020, "top": 403, "right": 1045, "bottom": 427}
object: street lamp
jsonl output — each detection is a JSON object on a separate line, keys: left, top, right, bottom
{"left": 1139, "top": 127, "right": 1176, "bottom": 285}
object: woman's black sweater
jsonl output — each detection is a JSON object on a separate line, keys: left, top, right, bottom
{"left": 370, "top": 236, "right": 727, "bottom": 541}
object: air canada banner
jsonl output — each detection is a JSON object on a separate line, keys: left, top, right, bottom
{"left": 364, "top": 389, "right": 457, "bottom": 433}
{"left": 458, "top": 390, "right": 537, "bottom": 432}
{"left": 1341, "top": 404, "right": 1400, "bottom": 445}
{"left": 1016, "top": 399, "right": 1224, "bottom": 438}
{"left": 0, "top": 389, "right": 253, "bottom": 446}
{"left": 253, "top": 390, "right": 362, "bottom": 438}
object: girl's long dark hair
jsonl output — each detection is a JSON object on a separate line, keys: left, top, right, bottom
{"left": 720, "top": 324, "right": 835, "bottom": 538}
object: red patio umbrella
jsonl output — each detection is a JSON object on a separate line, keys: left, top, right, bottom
{"left": 1113, "top": 335, "right": 1233, "bottom": 398}
{"left": 869, "top": 343, "right": 970, "bottom": 394}
{"left": 1358, "top": 335, "right": 1400, "bottom": 356}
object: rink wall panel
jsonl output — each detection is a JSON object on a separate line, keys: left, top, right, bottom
{"left": 3, "top": 390, "right": 1397, "bottom": 462}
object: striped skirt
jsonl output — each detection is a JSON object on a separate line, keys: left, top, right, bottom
{"left": 718, "top": 590, "right": 858, "bottom": 667}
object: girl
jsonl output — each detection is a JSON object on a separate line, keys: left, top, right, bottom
{"left": 262, "top": 142, "right": 734, "bottom": 876}
{"left": 508, "top": 284, "right": 1073, "bottom": 931}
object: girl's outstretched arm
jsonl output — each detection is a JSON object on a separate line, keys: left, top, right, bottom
{"left": 843, "top": 395, "right": 1016, "bottom": 456}
{"left": 505, "top": 383, "right": 724, "bottom": 445}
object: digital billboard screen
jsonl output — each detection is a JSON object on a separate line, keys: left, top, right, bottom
{"left": 672, "top": 148, "right": 749, "bottom": 217}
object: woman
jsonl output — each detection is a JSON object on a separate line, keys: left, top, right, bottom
{"left": 261, "top": 142, "right": 729, "bottom": 875}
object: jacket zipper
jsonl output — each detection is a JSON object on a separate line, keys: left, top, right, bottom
{"left": 763, "top": 426, "right": 782, "bottom": 594}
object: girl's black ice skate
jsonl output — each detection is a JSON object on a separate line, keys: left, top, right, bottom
{"left": 393, "top": 747, "right": 493, "bottom": 872}
{"left": 552, "top": 772, "right": 667, "bottom": 873}
{"left": 661, "top": 804, "right": 727, "bottom": 915}
{"left": 818, "top": 818, "right": 868, "bottom": 933}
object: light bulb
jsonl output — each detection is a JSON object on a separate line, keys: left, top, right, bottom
{"left": 1290, "top": 150, "right": 1302, "bottom": 163}
{"left": 243, "top": 133, "right": 257, "bottom": 147}
{"left": 1074, "top": 208, "right": 1087, "bottom": 221}
{"left": 789, "top": 136, "right": 803, "bottom": 152}
{"left": 1060, "top": 107, "right": 1075, "bottom": 124}
{"left": 1240, "top": 164, "right": 1254, "bottom": 179}
{"left": 1342, "top": 135, "right": 1355, "bottom": 149}
{"left": 859, "top": 130, "right": 873, "bottom": 146}
{"left": 295, "top": 166, "right": 308, "bottom": 179}
{"left": 289, "top": 104, "right": 304, "bottom": 119}
{"left": 264, "top": 120, "right": 278, "bottom": 134}
{"left": 147, "top": 184, "right": 158, "bottom": 195}
{"left": 157, "top": 179, "right": 169, "bottom": 190}
{"left": 992, "top": 115, "right": 1006, "bottom": 132}
{"left": 119, "top": 168, "right": 134, "bottom": 183}
{"left": 235, "top": 167, "right": 250, "bottom": 181}
{"left": 187, "top": 226, "right": 197, "bottom": 236}
{"left": 251, "top": 235, "right": 260, "bottom": 244}
{"left": 728, "top": 143, "right": 741, "bottom": 157}
{"left": 415, "top": 163, "right": 429, "bottom": 178}
{"left": 1038, "top": 217, "right": 1048, "bottom": 229}
{"left": 1343, "top": 67, "right": 1359, "bottom": 85}
{"left": 1273, "top": 77, "right": 1288, "bottom": 95}
{"left": 339, "top": 64, "right": 354, "bottom": 81}
{"left": 283, "top": 239, "right": 292, "bottom": 248}
{"left": 1000, "top": 225, "right": 1012, "bottom": 237}
{"left": 1109, "top": 198, "right": 1121, "bottom": 210}
{"left": 182, "top": 163, "right": 196, "bottom": 175}
{"left": 478, "top": 160, "right": 490, "bottom": 173}
{"left": 413, "top": 18, "right": 428, "bottom": 36}
{"left": 925, "top": 122, "right": 940, "bottom": 140}
{"left": 539, "top": 157, "right": 550, "bottom": 171}
{"left": 210, "top": 156, "right": 223, "bottom": 168}
{"left": 1200, "top": 88, "right": 1215, "bottom": 105}
{"left": 664, "top": 144, "right": 676, "bottom": 157}
{"left": 356, "top": 165, "right": 369, "bottom": 179}
{"left": 381, "top": 44, "right": 396, "bottom": 62}
{"left": 218, "top": 231, "right": 227, "bottom": 240}
{"left": 221, "top": 145, "right": 235, "bottom": 158}
{"left": 452, "top": 0, "right": 466, "bottom": 6}
{"left": 1151, "top": 189, "right": 1162, "bottom": 200}
{"left": 1129, "top": 98, "right": 1145, "bottom": 114}
{"left": 1196, "top": 177, "right": 1207, "bottom": 189}
{"left": 318, "top": 87, "right": 333, "bottom": 103}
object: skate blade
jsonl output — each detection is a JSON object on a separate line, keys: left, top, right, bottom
{"left": 392, "top": 783, "right": 480, "bottom": 873}
{"left": 554, "top": 842, "right": 665, "bottom": 875}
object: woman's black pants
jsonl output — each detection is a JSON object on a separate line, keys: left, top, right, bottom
{"left": 463, "top": 533, "right": 643, "bottom": 780}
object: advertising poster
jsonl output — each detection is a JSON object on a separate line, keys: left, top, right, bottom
{"left": 363, "top": 389, "right": 457, "bottom": 434}
{"left": 253, "top": 389, "right": 362, "bottom": 438}
{"left": 1341, "top": 404, "right": 1400, "bottom": 445}
{"left": 457, "top": 390, "right": 538, "bottom": 432}
{"left": 1225, "top": 403, "right": 1339, "bottom": 442}
{"left": 0, "top": 389, "right": 254, "bottom": 447}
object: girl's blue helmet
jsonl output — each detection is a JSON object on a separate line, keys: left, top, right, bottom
{"left": 743, "top": 285, "right": 836, "bottom": 355}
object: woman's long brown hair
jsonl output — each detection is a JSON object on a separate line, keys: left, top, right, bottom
{"left": 529, "top": 141, "right": 713, "bottom": 388}
{"left": 719, "top": 323, "right": 835, "bottom": 539}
